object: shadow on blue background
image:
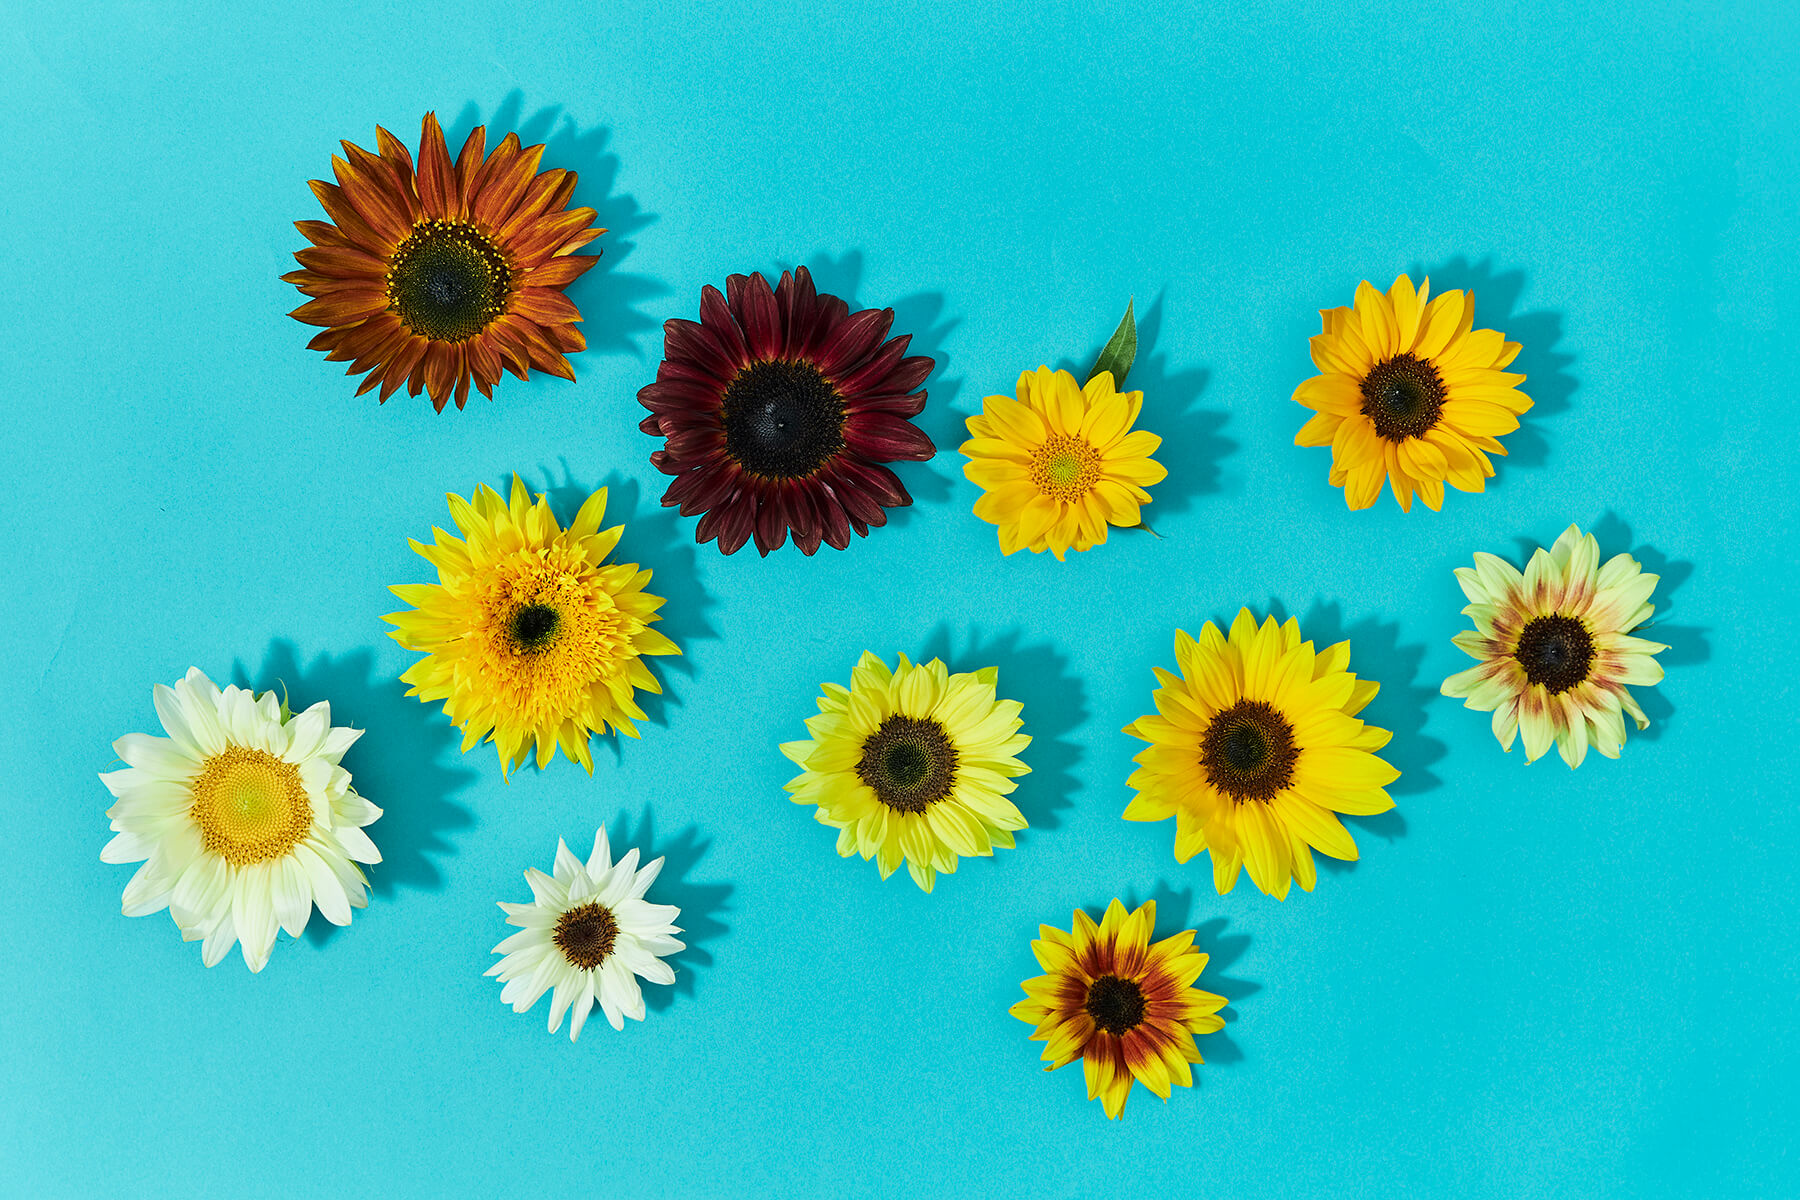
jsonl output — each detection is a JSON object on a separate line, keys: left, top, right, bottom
{"left": 447, "top": 90, "right": 668, "bottom": 361}
{"left": 232, "top": 640, "right": 478, "bottom": 944}
{"left": 604, "top": 807, "right": 732, "bottom": 1013}
{"left": 919, "top": 624, "right": 1084, "bottom": 835}
{"left": 1055, "top": 291, "right": 1234, "bottom": 524}
{"left": 1415, "top": 256, "right": 1577, "bottom": 480}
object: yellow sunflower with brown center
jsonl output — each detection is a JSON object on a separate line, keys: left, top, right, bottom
{"left": 1293, "top": 274, "right": 1532, "bottom": 511}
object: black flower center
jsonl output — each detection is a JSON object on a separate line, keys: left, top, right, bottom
{"left": 386, "top": 219, "right": 512, "bottom": 343}
{"left": 1514, "top": 614, "right": 1595, "bottom": 694}
{"left": 553, "top": 902, "right": 619, "bottom": 971}
{"left": 856, "top": 715, "right": 959, "bottom": 814}
{"left": 1201, "top": 699, "right": 1299, "bottom": 803}
{"left": 508, "top": 603, "right": 560, "bottom": 653}
{"left": 1085, "top": 975, "right": 1148, "bottom": 1036}
{"left": 721, "top": 359, "right": 847, "bottom": 480}
{"left": 1360, "top": 352, "right": 1446, "bottom": 441}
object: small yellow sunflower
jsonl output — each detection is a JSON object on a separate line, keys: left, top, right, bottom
{"left": 1009, "top": 899, "right": 1227, "bottom": 1120}
{"left": 1123, "top": 610, "right": 1398, "bottom": 899}
{"left": 384, "top": 476, "right": 678, "bottom": 775}
{"left": 1442, "top": 523, "right": 1667, "bottom": 767}
{"left": 1293, "top": 274, "right": 1532, "bottom": 511}
{"left": 781, "top": 653, "right": 1031, "bottom": 891}
{"left": 961, "top": 366, "right": 1165, "bottom": 560}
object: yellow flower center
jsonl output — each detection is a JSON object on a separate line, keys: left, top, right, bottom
{"left": 475, "top": 555, "right": 633, "bottom": 728}
{"left": 190, "top": 747, "right": 312, "bottom": 867}
{"left": 1030, "top": 434, "right": 1101, "bottom": 502}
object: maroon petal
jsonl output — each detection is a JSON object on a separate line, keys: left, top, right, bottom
{"left": 737, "top": 272, "right": 782, "bottom": 361}
{"left": 662, "top": 317, "right": 740, "bottom": 383}
{"left": 815, "top": 307, "right": 892, "bottom": 377}
{"left": 699, "top": 284, "right": 751, "bottom": 368}
{"left": 845, "top": 412, "right": 936, "bottom": 461}
{"left": 834, "top": 334, "right": 913, "bottom": 397}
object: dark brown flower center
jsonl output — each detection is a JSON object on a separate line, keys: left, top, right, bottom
{"left": 1201, "top": 699, "right": 1299, "bottom": 803}
{"left": 553, "top": 902, "right": 619, "bottom": 971}
{"left": 1514, "top": 614, "right": 1594, "bottom": 694}
{"left": 721, "top": 359, "right": 847, "bottom": 480}
{"left": 508, "top": 602, "right": 560, "bottom": 653}
{"left": 1360, "top": 352, "right": 1445, "bottom": 441}
{"left": 1085, "top": 974, "right": 1147, "bottom": 1035}
{"left": 856, "top": 715, "right": 958, "bottom": 813}
{"left": 386, "top": 219, "right": 512, "bottom": 343}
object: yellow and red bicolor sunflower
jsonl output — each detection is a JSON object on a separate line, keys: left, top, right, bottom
{"left": 1009, "top": 899, "right": 1227, "bottom": 1120}
{"left": 285, "top": 113, "right": 603, "bottom": 411}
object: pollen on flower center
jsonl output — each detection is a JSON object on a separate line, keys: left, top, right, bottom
{"left": 190, "top": 746, "right": 312, "bottom": 867}
{"left": 1084, "top": 974, "right": 1147, "bottom": 1035}
{"left": 1514, "top": 613, "right": 1595, "bottom": 694}
{"left": 856, "top": 714, "right": 959, "bottom": 814}
{"left": 553, "top": 902, "right": 619, "bottom": 970}
{"left": 721, "top": 359, "right": 848, "bottom": 480}
{"left": 385, "top": 219, "right": 512, "bottom": 343}
{"left": 1029, "top": 434, "right": 1102, "bottom": 502}
{"left": 1360, "top": 352, "right": 1446, "bottom": 441}
{"left": 1200, "top": 699, "right": 1299, "bottom": 803}
{"left": 508, "top": 602, "right": 561, "bottom": 653}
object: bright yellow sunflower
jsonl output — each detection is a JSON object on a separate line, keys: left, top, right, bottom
{"left": 1123, "top": 610, "right": 1398, "bottom": 898}
{"left": 384, "top": 476, "right": 678, "bottom": 774}
{"left": 1293, "top": 274, "right": 1532, "bottom": 511}
{"left": 961, "top": 366, "right": 1165, "bottom": 559}
{"left": 1009, "top": 899, "right": 1227, "bottom": 1120}
{"left": 781, "top": 653, "right": 1031, "bottom": 891}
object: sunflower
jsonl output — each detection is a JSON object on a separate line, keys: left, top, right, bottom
{"left": 487, "top": 829, "right": 684, "bottom": 1039}
{"left": 960, "top": 366, "right": 1166, "bottom": 560}
{"left": 1009, "top": 899, "right": 1226, "bottom": 1120}
{"left": 637, "top": 266, "right": 936, "bottom": 556}
{"left": 100, "top": 669, "right": 382, "bottom": 972}
{"left": 1123, "top": 609, "right": 1398, "bottom": 899}
{"left": 781, "top": 652, "right": 1031, "bottom": 891}
{"left": 285, "top": 113, "right": 602, "bottom": 411}
{"left": 1442, "top": 523, "right": 1667, "bottom": 767}
{"left": 1293, "top": 274, "right": 1532, "bottom": 511}
{"left": 384, "top": 476, "right": 678, "bottom": 775}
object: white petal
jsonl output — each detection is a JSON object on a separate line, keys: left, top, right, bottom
{"left": 334, "top": 824, "right": 382, "bottom": 865}
{"left": 273, "top": 857, "right": 311, "bottom": 937}
{"left": 586, "top": 827, "right": 613, "bottom": 874}
{"left": 294, "top": 843, "right": 350, "bottom": 925}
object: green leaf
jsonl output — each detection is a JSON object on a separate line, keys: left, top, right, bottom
{"left": 1088, "top": 299, "right": 1137, "bottom": 387}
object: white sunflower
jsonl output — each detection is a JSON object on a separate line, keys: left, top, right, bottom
{"left": 487, "top": 830, "right": 684, "bottom": 1039}
{"left": 100, "top": 668, "right": 382, "bottom": 971}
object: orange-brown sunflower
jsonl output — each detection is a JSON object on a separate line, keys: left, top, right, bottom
{"left": 285, "top": 113, "right": 603, "bottom": 412}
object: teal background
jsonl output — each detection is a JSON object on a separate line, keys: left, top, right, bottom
{"left": 3, "top": 1, "right": 1795, "bottom": 1195}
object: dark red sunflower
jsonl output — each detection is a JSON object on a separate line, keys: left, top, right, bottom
{"left": 284, "top": 113, "right": 603, "bottom": 411}
{"left": 637, "top": 267, "right": 936, "bottom": 555}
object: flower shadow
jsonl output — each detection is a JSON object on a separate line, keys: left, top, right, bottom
{"left": 1056, "top": 292, "right": 1233, "bottom": 525}
{"left": 792, "top": 249, "right": 958, "bottom": 519}
{"left": 1591, "top": 512, "right": 1709, "bottom": 738}
{"left": 1117, "top": 883, "right": 1258, "bottom": 1068}
{"left": 604, "top": 806, "right": 732, "bottom": 1013}
{"left": 1413, "top": 256, "right": 1576, "bottom": 479}
{"left": 448, "top": 89, "right": 668, "bottom": 361}
{"left": 231, "top": 640, "right": 477, "bottom": 946}
{"left": 917, "top": 624, "right": 1083, "bottom": 836}
{"left": 532, "top": 462, "right": 718, "bottom": 755}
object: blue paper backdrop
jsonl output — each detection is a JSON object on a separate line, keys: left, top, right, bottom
{"left": 3, "top": 1, "right": 1794, "bottom": 1196}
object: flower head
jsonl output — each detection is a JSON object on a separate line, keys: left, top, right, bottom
{"left": 487, "top": 829, "right": 684, "bottom": 1039}
{"left": 1293, "top": 274, "right": 1532, "bottom": 510}
{"left": 1009, "top": 899, "right": 1227, "bottom": 1120}
{"left": 384, "top": 476, "right": 678, "bottom": 775}
{"left": 637, "top": 266, "right": 936, "bottom": 556}
{"left": 100, "top": 669, "right": 382, "bottom": 972}
{"left": 961, "top": 367, "right": 1165, "bottom": 559}
{"left": 285, "top": 113, "right": 602, "bottom": 411}
{"left": 781, "top": 653, "right": 1031, "bottom": 891}
{"left": 1442, "top": 524, "right": 1667, "bottom": 767}
{"left": 1123, "top": 610, "right": 1398, "bottom": 898}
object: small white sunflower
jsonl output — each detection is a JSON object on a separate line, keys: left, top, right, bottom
{"left": 487, "top": 830, "right": 684, "bottom": 1039}
{"left": 100, "top": 668, "right": 382, "bottom": 972}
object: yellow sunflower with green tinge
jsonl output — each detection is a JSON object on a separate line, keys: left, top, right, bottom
{"left": 384, "top": 476, "right": 678, "bottom": 775}
{"left": 782, "top": 653, "right": 1031, "bottom": 891}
